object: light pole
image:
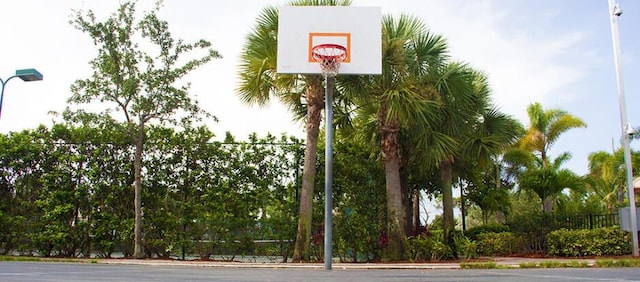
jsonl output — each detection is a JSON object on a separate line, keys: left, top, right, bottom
{"left": 607, "top": 0, "right": 639, "bottom": 256}
{"left": 0, "top": 68, "right": 43, "bottom": 119}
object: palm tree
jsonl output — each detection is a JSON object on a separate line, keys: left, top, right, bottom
{"left": 518, "top": 152, "right": 586, "bottom": 212}
{"left": 431, "top": 65, "right": 522, "bottom": 248}
{"left": 586, "top": 151, "right": 621, "bottom": 211}
{"left": 519, "top": 102, "right": 586, "bottom": 211}
{"left": 586, "top": 149, "right": 640, "bottom": 211}
{"left": 339, "top": 14, "right": 448, "bottom": 260}
{"left": 236, "top": 0, "right": 351, "bottom": 262}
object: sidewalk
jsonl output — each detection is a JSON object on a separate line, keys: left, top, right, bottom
{"left": 97, "top": 257, "right": 597, "bottom": 270}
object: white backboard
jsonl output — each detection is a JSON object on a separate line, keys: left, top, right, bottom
{"left": 277, "top": 6, "right": 382, "bottom": 75}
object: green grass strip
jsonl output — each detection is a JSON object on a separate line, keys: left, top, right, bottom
{"left": 460, "top": 262, "right": 497, "bottom": 269}
{"left": 595, "top": 258, "right": 640, "bottom": 267}
{"left": 0, "top": 256, "right": 98, "bottom": 264}
{"left": 519, "top": 260, "right": 590, "bottom": 268}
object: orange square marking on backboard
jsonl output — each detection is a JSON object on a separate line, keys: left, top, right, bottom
{"left": 308, "top": 33, "right": 351, "bottom": 63}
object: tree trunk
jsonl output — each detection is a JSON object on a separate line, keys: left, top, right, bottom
{"left": 496, "top": 163, "right": 506, "bottom": 223}
{"left": 292, "top": 77, "right": 323, "bottom": 262}
{"left": 543, "top": 196, "right": 553, "bottom": 213}
{"left": 496, "top": 211, "right": 506, "bottom": 223}
{"left": 540, "top": 153, "right": 554, "bottom": 213}
{"left": 400, "top": 167, "right": 412, "bottom": 236}
{"left": 379, "top": 106, "right": 406, "bottom": 261}
{"left": 133, "top": 124, "right": 145, "bottom": 259}
{"left": 441, "top": 157, "right": 455, "bottom": 250}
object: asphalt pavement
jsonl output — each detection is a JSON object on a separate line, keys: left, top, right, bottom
{"left": 1, "top": 260, "right": 640, "bottom": 282}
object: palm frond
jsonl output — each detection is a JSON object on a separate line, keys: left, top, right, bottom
{"left": 236, "top": 6, "right": 279, "bottom": 106}
{"left": 288, "top": 0, "right": 352, "bottom": 6}
{"left": 546, "top": 115, "right": 587, "bottom": 147}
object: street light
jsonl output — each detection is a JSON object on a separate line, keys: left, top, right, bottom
{"left": 0, "top": 68, "right": 43, "bottom": 119}
{"left": 607, "top": 0, "right": 639, "bottom": 256}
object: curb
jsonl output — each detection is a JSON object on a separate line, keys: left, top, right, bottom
{"left": 96, "top": 257, "right": 597, "bottom": 270}
{"left": 98, "top": 259, "right": 462, "bottom": 269}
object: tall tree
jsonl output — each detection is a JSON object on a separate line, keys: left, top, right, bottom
{"left": 236, "top": 0, "right": 351, "bottom": 262}
{"left": 69, "top": 1, "right": 220, "bottom": 258}
{"left": 519, "top": 102, "right": 586, "bottom": 211}
{"left": 431, "top": 65, "right": 521, "bottom": 249}
{"left": 339, "top": 14, "right": 447, "bottom": 260}
{"left": 586, "top": 149, "right": 640, "bottom": 211}
{"left": 465, "top": 159, "right": 514, "bottom": 224}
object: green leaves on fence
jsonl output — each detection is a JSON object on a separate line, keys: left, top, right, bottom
{"left": 0, "top": 124, "right": 302, "bottom": 258}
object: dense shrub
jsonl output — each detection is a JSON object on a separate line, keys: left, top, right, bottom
{"left": 406, "top": 231, "right": 479, "bottom": 261}
{"left": 546, "top": 227, "right": 631, "bottom": 257}
{"left": 406, "top": 233, "right": 452, "bottom": 261}
{"left": 465, "top": 224, "right": 510, "bottom": 241}
{"left": 454, "top": 233, "right": 479, "bottom": 259}
{"left": 477, "top": 232, "right": 526, "bottom": 256}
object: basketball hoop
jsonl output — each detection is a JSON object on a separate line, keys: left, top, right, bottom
{"left": 312, "top": 43, "right": 347, "bottom": 77}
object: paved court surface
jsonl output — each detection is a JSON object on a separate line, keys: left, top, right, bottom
{"left": 1, "top": 261, "right": 640, "bottom": 282}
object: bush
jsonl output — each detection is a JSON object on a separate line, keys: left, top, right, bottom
{"left": 406, "top": 233, "right": 453, "bottom": 261}
{"left": 454, "top": 233, "right": 479, "bottom": 259}
{"left": 477, "top": 232, "right": 525, "bottom": 256}
{"left": 334, "top": 209, "right": 383, "bottom": 262}
{"left": 507, "top": 211, "right": 552, "bottom": 253}
{"left": 465, "top": 224, "right": 510, "bottom": 241}
{"left": 546, "top": 227, "right": 631, "bottom": 257}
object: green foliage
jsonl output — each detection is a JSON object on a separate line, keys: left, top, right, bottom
{"left": 585, "top": 149, "right": 640, "bottom": 212}
{"left": 477, "top": 232, "right": 525, "bottom": 256}
{"left": 506, "top": 208, "right": 554, "bottom": 253}
{"left": 596, "top": 258, "right": 640, "bottom": 267}
{"left": 515, "top": 102, "right": 587, "bottom": 212}
{"left": 519, "top": 261, "right": 590, "bottom": 268}
{"left": 405, "top": 234, "right": 453, "bottom": 262}
{"left": 465, "top": 224, "right": 510, "bottom": 241}
{"left": 460, "top": 262, "right": 498, "bottom": 269}
{"left": 518, "top": 262, "right": 539, "bottom": 268}
{"left": 322, "top": 134, "right": 386, "bottom": 262}
{"left": 518, "top": 153, "right": 586, "bottom": 212}
{"left": 464, "top": 160, "right": 516, "bottom": 224}
{"left": 70, "top": 0, "right": 221, "bottom": 258}
{"left": 546, "top": 227, "right": 631, "bottom": 257}
{"left": 538, "top": 261, "right": 567, "bottom": 268}
{"left": 0, "top": 128, "right": 50, "bottom": 256}
{"left": 453, "top": 233, "right": 479, "bottom": 260}
{"left": 0, "top": 124, "right": 303, "bottom": 259}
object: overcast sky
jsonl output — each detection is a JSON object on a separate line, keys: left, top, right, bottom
{"left": 0, "top": 0, "right": 639, "bottom": 176}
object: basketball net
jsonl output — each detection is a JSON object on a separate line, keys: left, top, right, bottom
{"left": 311, "top": 44, "right": 347, "bottom": 78}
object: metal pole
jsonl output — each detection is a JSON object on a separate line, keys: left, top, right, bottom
{"left": 0, "top": 76, "right": 19, "bottom": 120}
{"left": 608, "top": 0, "right": 639, "bottom": 256}
{"left": 0, "top": 81, "right": 6, "bottom": 119}
{"left": 324, "top": 75, "right": 334, "bottom": 270}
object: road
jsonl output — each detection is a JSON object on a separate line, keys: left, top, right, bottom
{"left": 1, "top": 262, "right": 640, "bottom": 282}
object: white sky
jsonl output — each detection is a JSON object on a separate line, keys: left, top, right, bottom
{"left": 1, "top": 0, "right": 639, "bottom": 177}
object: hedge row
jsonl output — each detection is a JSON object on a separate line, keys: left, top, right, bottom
{"left": 546, "top": 227, "right": 631, "bottom": 257}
